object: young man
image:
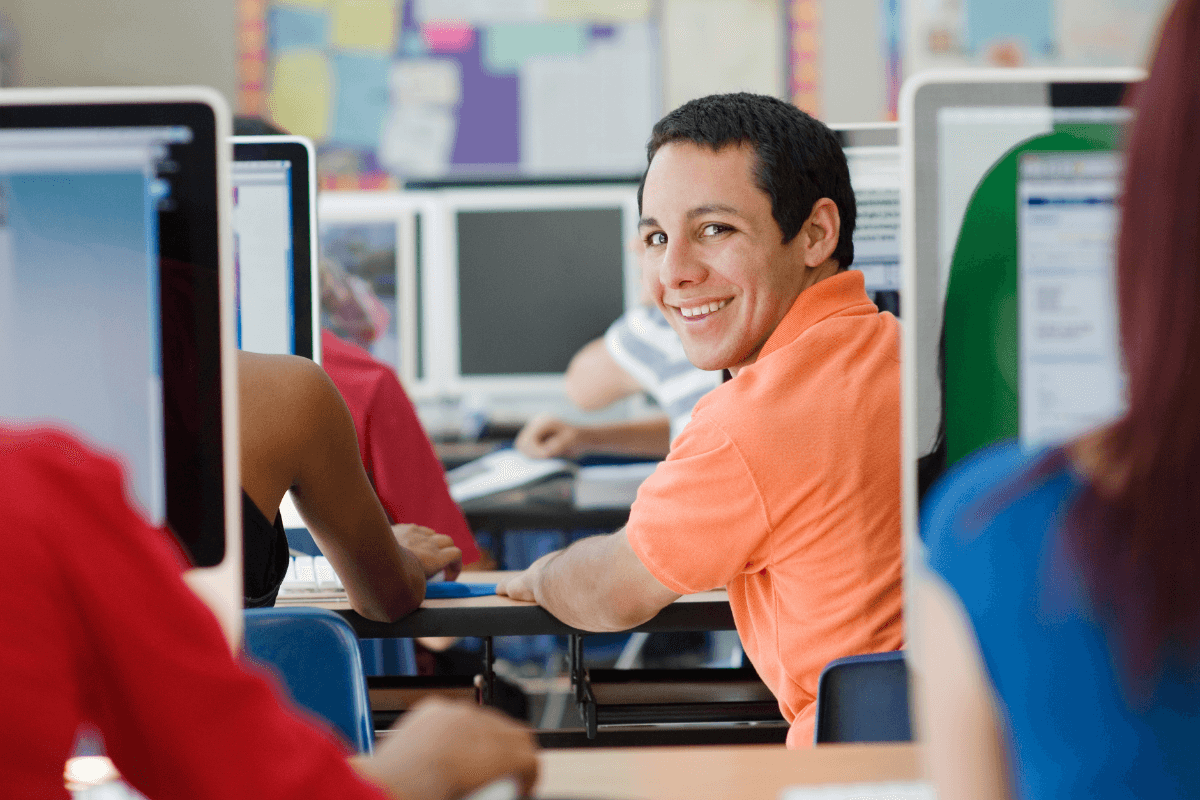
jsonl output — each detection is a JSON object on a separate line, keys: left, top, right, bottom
{"left": 497, "top": 93, "right": 904, "bottom": 748}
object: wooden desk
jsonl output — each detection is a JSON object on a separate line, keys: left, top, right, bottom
{"left": 535, "top": 742, "right": 924, "bottom": 800}
{"left": 276, "top": 572, "right": 734, "bottom": 639}
{"left": 278, "top": 573, "right": 771, "bottom": 742}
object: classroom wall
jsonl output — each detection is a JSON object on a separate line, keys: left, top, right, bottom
{"left": 2, "top": 0, "right": 238, "bottom": 107}
{"left": 1, "top": 0, "right": 890, "bottom": 126}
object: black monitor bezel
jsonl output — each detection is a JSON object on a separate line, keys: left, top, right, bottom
{"left": 0, "top": 99, "right": 226, "bottom": 567}
{"left": 231, "top": 137, "right": 316, "bottom": 361}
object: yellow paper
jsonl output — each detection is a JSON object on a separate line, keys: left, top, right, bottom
{"left": 266, "top": 51, "right": 333, "bottom": 140}
{"left": 544, "top": 0, "right": 652, "bottom": 20}
{"left": 332, "top": 0, "right": 396, "bottom": 52}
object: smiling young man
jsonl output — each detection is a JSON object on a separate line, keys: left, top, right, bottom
{"left": 496, "top": 93, "right": 903, "bottom": 748}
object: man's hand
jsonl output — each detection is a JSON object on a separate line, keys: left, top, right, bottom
{"left": 392, "top": 524, "right": 463, "bottom": 581}
{"left": 514, "top": 414, "right": 580, "bottom": 459}
{"left": 494, "top": 550, "right": 559, "bottom": 602}
{"left": 353, "top": 697, "right": 539, "bottom": 800}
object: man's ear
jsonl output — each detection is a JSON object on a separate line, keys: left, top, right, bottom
{"left": 800, "top": 198, "right": 840, "bottom": 268}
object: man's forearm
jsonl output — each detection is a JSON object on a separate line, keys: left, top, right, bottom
{"left": 531, "top": 532, "right": 667, "bottom": 632}
{"left": 575, "top": 416, "right": 672, "bottom": 459}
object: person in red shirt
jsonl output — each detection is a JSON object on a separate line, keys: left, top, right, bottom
{"left": 319, "top": 328, "right": 480, "bottom": 565}
{"left": 0, "top": 425, "right": 535, "bottom": 799}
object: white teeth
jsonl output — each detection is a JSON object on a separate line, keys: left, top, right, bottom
{"left": 680, "top": 299, "right": 728, "bottom": 318}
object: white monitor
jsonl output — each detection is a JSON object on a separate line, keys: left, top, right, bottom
{"left": 419, "top": 183, "right": 642, "bottom": 406}
{"left": 834, "top": 123, "right": 901, "bottom": 313}
{"left": 0, "top": 86, "right": 241, "bottom": 639}
{"left": 900, "top": 69, "right": 1143, "bottom": 541}
{"left": 316, "top": 190, "right": 424, "bottom": 389}
{"left": 232, "top": 135, "right": 319, "bottom": 361}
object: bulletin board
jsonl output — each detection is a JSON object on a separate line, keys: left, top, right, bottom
{"left": 239, "top": 0, "right": 661, "bottom": 189}
{"left": 906, "top": 0, "right": 1170, "bottom": 74}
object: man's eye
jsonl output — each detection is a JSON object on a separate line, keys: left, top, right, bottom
{"left": 645, "top": 231, "right": 667, "bottom": 246}
{"left": 701, "top": 223, "right": 728, "bottom": 237}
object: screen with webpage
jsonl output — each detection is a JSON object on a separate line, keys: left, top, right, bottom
{"left": 936, "top": 105, "right": 1130, "bottom": 463}
{"left": 1017, "top": 151, "right": 1123, "bottom": 447}
{"left": 232, "top": 158, "right": 295, "bottom": 356}
{"left": 0, "top": 125, "right": 189, "bottom": 524}
{"left": 846, "top": 145, "right": 901, "bottom": 313}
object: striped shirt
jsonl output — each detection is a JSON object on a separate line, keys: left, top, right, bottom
{"left": 604, "top": 305, "right": 724, "bottom": 443}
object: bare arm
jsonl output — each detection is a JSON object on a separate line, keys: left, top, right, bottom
{"left": 911, "top": 569, "right": 1014, "bottom": 800}
{"left": 564, "top": 337, "right": 644, "bottom": 411}
{"left": 239, "top": 351, "right": 427, "bottom": 622}
{"left": 495, "top": 528, "right": 680, "bottom": 631}
{"left": 514, "top": 414, "right": 672, "bottom": 460}
{"left": 351, "top": 698, "right": 539, "bottom": 800}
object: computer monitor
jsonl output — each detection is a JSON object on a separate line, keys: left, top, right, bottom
{"left": 0, "top": 87, "right": 240, "bottom": 638}
{"left": 900, "top": 69, "right": 1142, "bottom": 535}
{"left": 420, "top": 184, "right": 641, "bottom": 404}
{"left": 316, "top": 190, "right": 424, "bottom": 388}
{"left": 231, "top": 135, "right": 318, "bottom": 361}
{"left": 834, "top": 123, "right": 901, "bottom": 315}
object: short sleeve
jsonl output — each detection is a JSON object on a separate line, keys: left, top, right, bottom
{"left": 625, "top": 417, "right": 772, "bottom": 594}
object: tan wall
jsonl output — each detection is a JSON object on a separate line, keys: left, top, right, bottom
{"left": 2, "top": 0, "right": 238, "bottom": 108}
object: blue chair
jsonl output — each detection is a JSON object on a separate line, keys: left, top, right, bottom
{"left": 243, "top": 607, "right": 375, "bottom": 753}
{"left": 813, "top": 650, "right": 912, "bottom": 744}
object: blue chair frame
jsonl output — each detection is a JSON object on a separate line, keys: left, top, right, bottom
{"left": 243, "top": 607, "right": 375, "bottom": 753}
{"left": 813, "top": 650, "right": 912, "bottom": 745}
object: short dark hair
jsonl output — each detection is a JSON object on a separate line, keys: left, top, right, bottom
{"left": 637, "top": 92, "right": 855, "bottom": 268}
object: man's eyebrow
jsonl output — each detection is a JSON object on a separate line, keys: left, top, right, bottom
{"left": 638, "top": 204, "right": 742, "bottom": 229}
{"left": 686, "top": 203, "right": 740, "bottom": 219}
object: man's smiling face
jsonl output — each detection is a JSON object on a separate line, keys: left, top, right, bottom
{"left": 638, "top": 140, "right": 813, "bottom": 374}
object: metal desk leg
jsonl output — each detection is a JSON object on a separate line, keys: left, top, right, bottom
{"left": 567, "top": 634, "right": 598, "bottom": 738}
{"left": 475, "top": 636, "right": 496, "bottom": 706}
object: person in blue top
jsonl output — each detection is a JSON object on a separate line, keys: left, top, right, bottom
{"left": 915, "top": 1, "right": 1200, "bottom": 798}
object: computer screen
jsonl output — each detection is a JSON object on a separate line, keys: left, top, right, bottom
{"left": 0, "top": 88, "right": 237, "bottom": 588}
{"left": 420, "top": 184, "right": 641, "bottom": 401}
{"left": 316, "top": 191, "right": 423, "bottom": 389}
{"left": 901, "top": 70, "right": 1141, "bottom": 527}
{"left": 232, "top": 135, "right": 318, "bottom": 361}
{"left": 836, "top": 123, "right": 901, "bottom": 315}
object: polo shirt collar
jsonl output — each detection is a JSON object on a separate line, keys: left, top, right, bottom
{"left": 757, "top": 269, "right": 874, "bottom": 363}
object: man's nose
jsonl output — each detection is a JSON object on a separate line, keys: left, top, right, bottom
{"left": 658, "top": 238, "right": 706, "bottom": 289}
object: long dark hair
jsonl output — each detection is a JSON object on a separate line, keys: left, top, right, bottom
{"left": 1067, "top": 0, "right": 1200, "bottom": 678}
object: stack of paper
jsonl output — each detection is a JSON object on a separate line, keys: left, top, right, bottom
{"left": 572, "top": 462, "right": 659, "bottom": 509}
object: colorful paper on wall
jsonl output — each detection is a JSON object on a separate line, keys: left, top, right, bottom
{"left": 964, "top": 0, "right": 1054, "bottom": 59}
{"left": 268, "top": 5, "right": 331, "bottom": 51}
{"left": 483, "top": 23, "right": 589, "bottom": 73}
{"left": 544, "top": 0, "right": 653, "bottom": 21}
{"left": 332, "top": 0, "right": 398, "bottom": 52}
{"left": 331, "top": 53, "right": 392, "bottom": 147}
{"left": 266, "top": 51, "right": 333, "bottom": 139}
{"left": 422, "top": 22, "right": 476, "bottom": 52}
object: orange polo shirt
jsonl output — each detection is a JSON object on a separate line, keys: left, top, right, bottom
{"left": 626, "top": 270, "right": 904, "bottom": 748}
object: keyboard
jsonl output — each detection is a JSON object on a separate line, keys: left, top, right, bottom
{"left": 280, "top": 554, "right": 344, "bottom": 593}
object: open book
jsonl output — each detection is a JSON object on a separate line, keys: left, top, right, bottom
{"left": 446, "top": 448, "right": 575, "bottom": 503}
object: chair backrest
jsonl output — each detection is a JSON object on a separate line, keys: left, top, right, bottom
{"left": 813, "top": 650, "right": 912, "bottom": 745}
{"left": 243, "top": 607, "right": 374, "bottom": 753}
